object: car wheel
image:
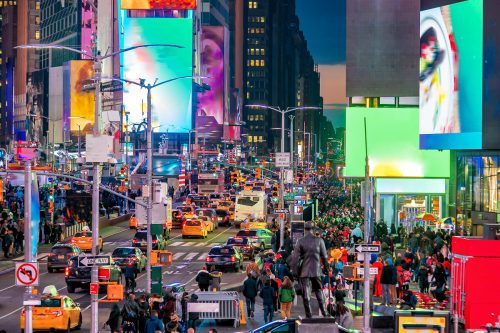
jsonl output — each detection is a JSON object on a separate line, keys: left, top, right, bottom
{"left": 76, "top": 313, "right": 82, "bottom": 329}
{"left": 67, "top": 283, "right": 75, "bottom": 293}
{"left": 65, "top": 319, "right": 71, "bottom": 333}
{"left": 48, "top": 267, "right": 54, "bottom": 273}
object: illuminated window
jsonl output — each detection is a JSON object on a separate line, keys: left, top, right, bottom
{"left": 246, "top": 92, "right": 250, "bottom": 99}
{"left": 249, "top": 115, "right": 254, "bottom": 121}
{"left": 255, "top": 49, "right": 260, "bottom": 56}
{"left": 248, "top": 136, "right": 253, "bottom": 143}
{"left": 261, "top": 60, "right": 265, "bottom": 66}
{"left": 250, "top": 60, "right": 255, "bottom": 67}
{"left": 248, "top": 1, "right": 257, "bottom": 9}
{"left": 250, "top": 48, "right": 255, "bottom": 55}
{"left": 35, "top": 16, "right": 40, "bottom": 24}
{"left": 35, "top": 1, "right": 40, "bottom": 9}
{"left": 261, "top": 48, "right": 265, "bottom": 55}
{"left": 35, "top": 30, "right": 40, "bottom": 40}
{"left": 259, "top": 136, "right": 263, "bottom": 142}
{"left": 261, "top": 17, "right": 265, "bottom": 22}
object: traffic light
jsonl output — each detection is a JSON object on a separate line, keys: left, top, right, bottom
{"left": 212, "top": 165, "right": 217, "bottom": 174}
{"left": 48, "top": 201, "right": 54, "bottom": 214}
{"left": 231, "top": 171, "right": 239, "bottom": 184}
{"left": 49, "top": 187, "right": 54, "bottom": 201}
{"left": 325, "top": 161, "right": 331, "bottom": 170}
{"left": 119, "top": 166, "right": 125, "bottom": 176}
{"left": 272, "top": 184, "right": 279, "bottom": 197}
{"left": 255, "top": 167, "right": 261, "bottom": 179}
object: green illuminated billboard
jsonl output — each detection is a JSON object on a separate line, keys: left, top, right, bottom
{"left": 345, "top": 107, "right": 450, "bottom": 178}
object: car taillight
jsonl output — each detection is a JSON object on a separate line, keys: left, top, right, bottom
{"left": 211, "top": 217, "right": 215, "bottom": 221}
{"left": 244, "top": 246, "right": 252, "bottom": 250}
{"left": 129, "top": 257, "right": 137, "bottom": 261}
{"left": 64, "top": 267, "right": 70, "bottom": 277}
{"left": 52, "top": 311, "right": 63, "bottom": 317}
{"left": 152, "top": 239, "right": 157, "bottom": 244}
{"left": 206, "top": 256, "right": 213, "bottom": 262}
{"left": 230, "top": 256, "right": 236, "bottom": 262}
{"left": 132, "top": 239, "right": 138, "bottom": 243}
{"left": 48, "top": 252, "right": 55, "bottom": 256}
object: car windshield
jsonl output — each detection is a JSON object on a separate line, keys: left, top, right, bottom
{"left": 186, "top": 220, "right": 201, "bottom": 226}
{"left": 219, "top": 202, "right": 231, "bottom": 207}
{"left": 216, "top": 209, "right": 228, "bottom": 216}
{"left": 36, "top": 298, "right": 61, "bottom": 307}
{"left": 227, "top": 238, "right": 249, "bottom": 245}
{"left": 209, "top": 194, "right": 222, "bottom": 199}
{"left": 199, "top": 216, "right": 209, "bottom": 221}
{"left": 74, "top": 232, "right": 92, "bottom": 237}
{"left": 51, "top": 246, "right": 72, "bottom": 255}
{"left": 112, "top": 248, "right": 135, "bottom": 256}
{"left": 209, "top": 247, "right": 235, "bottom": 255}
{"left": 237, "top": 197, "right": 258, "bottom": 206}
{"left": 196, "top": 210, "right": 212, "bottom": 217}
{"left": 236, "top": 230, "right": 257, "bottom": 237}
{"left": 179, "top": 206, "right": 192, "bottom": 213}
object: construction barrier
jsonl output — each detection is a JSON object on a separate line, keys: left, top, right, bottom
{"left": 187, "top": 291, "right": 241, "bottom": 327}
{"left": 63, "top": 222, "right": 88, "bottom": 239}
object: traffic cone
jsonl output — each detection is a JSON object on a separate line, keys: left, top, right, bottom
{"left": 239, "top": 300, "right": 247, "bottom": 325}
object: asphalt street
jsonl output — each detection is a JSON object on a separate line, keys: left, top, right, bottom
{"left": 0, "top": 220, "right": 249, "bottom": 332}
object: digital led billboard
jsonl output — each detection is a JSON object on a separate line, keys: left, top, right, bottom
{"left": 81, "top": 0, "right": 96, "bottom": 58}
{"left": 345, "top": 107, "right": 450, "bottom": 178}
{"left": 63, "top": 60, "right": 95, "bottom": 134}
{"left": 419, "top": 0, "right": 483, "bottom": 149}
{"left": 121, "top": 0, "right": 197, "bottom": 10}
{"left": 122, "top": 18, "right": 193, "bottom": 133}
{"left": 196, "top": 26, "right": 225, "bottom": 142}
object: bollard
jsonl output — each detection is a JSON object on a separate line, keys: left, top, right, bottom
{"left": 239, "top": 300, "right": 246, "bottom": 325}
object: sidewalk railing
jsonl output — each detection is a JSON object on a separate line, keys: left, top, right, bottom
{"left": 186, "top": 291, "right": 241, "bottom": 327}
{"left": 64, "top": 222, "right": 88, "bottom": 239}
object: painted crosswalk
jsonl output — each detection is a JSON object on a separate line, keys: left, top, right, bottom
{"left": 168, "top": 241, "right": 223, "bottom": 247}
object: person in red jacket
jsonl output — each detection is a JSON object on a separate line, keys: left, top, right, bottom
{"left": 371, "top": 254, "right": 383, "bottom": 297}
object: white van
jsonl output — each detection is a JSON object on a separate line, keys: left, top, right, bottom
{"left": 234, "top": 190, "right": 268, "bottom": 227}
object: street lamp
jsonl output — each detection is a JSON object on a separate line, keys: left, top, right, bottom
{"left": 246, "top": 105, "right": 320, "bottom": 249}
{"left": 98, "top": 74, "right": 197, "bottom": 294}
{"left": 15, "top": 42, "right": 183, "bottom": 333}
{"left": 68, "top": 116, "right": 91, "bottom": 158}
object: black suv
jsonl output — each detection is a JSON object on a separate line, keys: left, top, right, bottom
{"left": 65, "top": 257, "right": 122, "bottom": 293}
{"left": 47, "top": 243, "right": 82, "bottom": 273}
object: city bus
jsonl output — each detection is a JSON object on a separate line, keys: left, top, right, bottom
{"left": 234, "top": 190, "right": 268, "bottom": 228}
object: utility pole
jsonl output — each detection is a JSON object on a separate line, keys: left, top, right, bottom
{"left": 23, "top": 161, "right": 33, "bottom": 333}
{"left": 146, "top": 85, "right": 153, "bottom": 294}
{"left": 279, "top": 111, "right": 285, "bottom": 249}
{"left": 289, "top": 115, "right": 295, "bottom": 180}
{"left": 91, "top": 57, "right": 102, "bottom": 333}
{"left": 363, "top": 117, "right": 372, "bottom": 333}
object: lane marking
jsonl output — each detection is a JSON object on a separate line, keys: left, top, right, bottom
{"left": 170, "top": 242, "right": 184, "bottom": 247}
{"left": 184, "top": 253, "right": 198, "bottom": 261}
{"left": 0, "top": 306, "right": 23, "bottom": 320}
{"left": 194, "top": 242, "right": 205, "bottom": 247}
{"left": 197, "top": 253, "right": 207, "bottom": 261}
{"left": 172, "top": 252, "right": 186, "bottom": 260}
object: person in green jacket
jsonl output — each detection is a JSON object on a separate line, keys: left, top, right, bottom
{"left": 278, "top": 276, "right": 295, "bottom": 319}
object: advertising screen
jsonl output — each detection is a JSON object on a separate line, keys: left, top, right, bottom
{"left": 345, "top": 107, "right": 450, "bottom": 178}
{"left": 196, "top": 26, "right": 225, "bottom": 142}
{"left": 152, "top": 156, "right": 180, "bottom": 176}
{"left": 81, "top": 0, "right": 96, "bottom": 58}
{"left": 63, "top": 60, "right": 95, "bottom": 134}
{"left": 122, "top": 18, "right": 193, "bottom": 133}
{"left": 419, "top": 0, "right": 483, "bottom": 149}
{"left": 121, "top": 0, "right": 197, "bottom": 9}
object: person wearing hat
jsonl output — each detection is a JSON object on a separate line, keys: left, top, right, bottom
{"left": 294, "top": 221, "right": 330, "bottom": 318}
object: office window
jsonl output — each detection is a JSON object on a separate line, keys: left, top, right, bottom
{"left": 250, "top": 48, "right": 255, "bottom": 55}
{"left": 259, "top": 136, "right": 264, "bottom": 142}
{"left": 261, "top": 60, "right": 265, "bottom": 67}
{"left": 35, "top": 16, "right": 40, "bottom": 24}
{"left": 35, "top": 1, "right": 40, "bottom": 9}
{"left": 248, "top": 136, "right": 253, "bottom": 143}
{"left": 250, "top": 60, "right": 255, "bottom": 67}
{"left": 261, "top": 48, "right": 265, "bottom": 55}
{"left": 35, "top": 30, "right": 40, "bottom": 40}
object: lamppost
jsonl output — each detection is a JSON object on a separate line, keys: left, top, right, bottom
{"left": 15, "top": 43, "right": 183, "bottom": 333}
{"left": 68, "top": 116, "right": 91, "bottom": 157}
{"left": 99, "top": 75, "right": 196, "bottom": 294}
{"left": 246, "top": 105, "right": 320, "bottom": 248}
{"left": 28, "top": 113, "right": 56, "bottom": 167}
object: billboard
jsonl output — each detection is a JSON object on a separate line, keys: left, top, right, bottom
{"left": 152, "top": 156, "right": 180, "bottom": 176}
{"left": 345, "top": 107, "right": 450, "bottom": 178}
{"left": 122, "top": 18, "right": 193, "bottom": 133}
{"left": 419, "top": 0, "right": 483, "bottom": 149}
{"left": 196, "top": 26, "right": 225, "bottom": 142}
{"left": 225, "top": 88, "right": 242, "bottom": 140}
{"left": 63, "top": 60, "right": 95, "bottom": 134}
{"left": 81, "top": 0, "right": 96, "bottom": 59}
{"left": 121, "top": 0, "right": 197, "bottom": 10}
{"left": 346, "top": 0, "right": 420, "bottom": 97}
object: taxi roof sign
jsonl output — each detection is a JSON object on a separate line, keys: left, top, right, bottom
{"left": 42, "top": 285, "right": 58, "bottom": 297}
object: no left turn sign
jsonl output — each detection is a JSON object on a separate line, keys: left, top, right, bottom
{"left": 16, "top": 263, "right": 39, "bottom": 286}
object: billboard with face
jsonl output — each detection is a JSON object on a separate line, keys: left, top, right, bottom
{"left": 122, "top": 18, "right": 193, "bottom": 133}
{"left": 121, "top": 0, "right": 197, "bottom": 9}
{"left": 419, "top": 0, "right": 483, "bottom": 149}
{"left": 63, "top": 60, "right": 95, "bottom": 134}
{"left": 196, "top": 26, "right": 225, "bottom": 142}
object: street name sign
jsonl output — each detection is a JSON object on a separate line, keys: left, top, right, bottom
{"left": 275, "top": 153, "right": 290, "bottom": 168}
{"left": 275, "top": 209, "right": 289, "bottom": 214}
{"left": 355, "top": 244, "right": 381, "bottom": 253}
{"left": 78, "top": 255, "right": 111, "bottom": 267}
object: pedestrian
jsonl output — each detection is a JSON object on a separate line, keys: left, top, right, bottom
{"left": 105, "top": 303, "right": 121, "bottom": 333}
{"left": 335, "top": 302, "right": 354, "bottom": 329}
{"left": 187, "top": 294, "right": 199, "bottom": 329}
{"left": 380, "top": 258, "right": 394, "bottom": 306}
{"left": 278, "top": 276, "right": 295, "bottom": 319}
{"left": 122, "top": 293, "right": 140, "bottom": 332}
{"left": 208, "top": 329, "right": 218, "bottom": 333}
{"left": 418, "top": 264, "right": 430, "bottom": 293}
{"left": 180, "top": 292, "right": 190, "bottom": 324}
{"left": 209, "top": 267, "right": 222, "bottom": 291}
{"left": 195, "top": 266, "right": 211, "bottom": 291}
{"left": 372, "top": 255, "right": 383, "bottom": 298}
{"left": 3, "top": 230, "right": 14, "bottom": 258}
{"left": 260, "top": 279, "right": 276, "bottom": 323}
{"left": 242, "top": 273, "right": 258, "bottom": 318}
{"left": 400, "top": 290, "right": 417, "bottom": 310}
{"left": 145, "top": 310, "right": 165, "bottom": 333}
{"left": 124, "top": 264, "right": 137, "bottom": 293}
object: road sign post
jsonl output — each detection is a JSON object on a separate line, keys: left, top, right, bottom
{"left": 90, "top": 283, "right": 99, "bottom": 295}
{"left": 355, "top": 244, "right": 381, "bottom": 254}
{"left": 16, "top": 263, "right": 39, "bottom": 286}
{"left": 275, "top": 153, "right": 290, "bottom": 168}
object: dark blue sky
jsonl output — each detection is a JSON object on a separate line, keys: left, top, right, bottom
{"left": 296, "top": 0, "right": 346, "bottom": 65}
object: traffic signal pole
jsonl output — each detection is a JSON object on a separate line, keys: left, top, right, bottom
{"left": 279, "top": 111, "right": 285, "bottom": 249}
{"left": 23, "top": 161, "right": 33, "bottom": 333}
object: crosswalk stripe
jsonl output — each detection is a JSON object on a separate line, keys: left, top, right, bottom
{"left": 173, "top": 252, "right": 186, "bottom": 260}
{"left": 197, "top": 253, "right": 207, "bottom": 261}
{"left": 194, "top": 243, "right": 205, "bottom": 247}
{"left": 181, "top": 242, "right": 193, "bottom": 246}
{"left": 170, "top": 242, "right": 184, "bottom": 247}
{"left": 184, "top": 253, "right": 198, "bottom": 261}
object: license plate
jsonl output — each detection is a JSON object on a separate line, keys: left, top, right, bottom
{"left": 58, "top": 255, "right": 65, "bottom": 259}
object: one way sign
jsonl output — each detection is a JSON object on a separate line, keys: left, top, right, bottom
{"left": 355, "top": 244, "right": 381, "bottom": 253}
{"left": 78, "top": 255, "right": 111, "bottom": 267}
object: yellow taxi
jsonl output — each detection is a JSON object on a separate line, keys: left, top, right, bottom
{"left": 178, "top": 205, "right": 195, "bottom": 219}
{"left": 240, "top": 220, "right": 268, "bottom": 230}
{"left": 20, "top": 286, "right": 82, "bottom": 331}
{"left": 70, "top": 231, "right": 103, "bottom": 252}
{"left": 129, "top": 214, "right": 138, "bottom": 229}
{"left": 217, "top": 200, "right": 234, "bottom": 210}
{"left": 182, "top": 219, "right": 208, "bottom": 239}
{"left": 198, "top": 216, "right": 214, "bottom": 233}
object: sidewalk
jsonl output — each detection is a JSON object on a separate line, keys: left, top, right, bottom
{"left": 0, "top": 215, "right": 131, "bottom": 275}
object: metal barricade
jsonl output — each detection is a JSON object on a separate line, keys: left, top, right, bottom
{"left": 187, "top": 291, "right": 241, "bottom": 327}
{"left": 64, "top": 222, "right": 88, "bottom": 239}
